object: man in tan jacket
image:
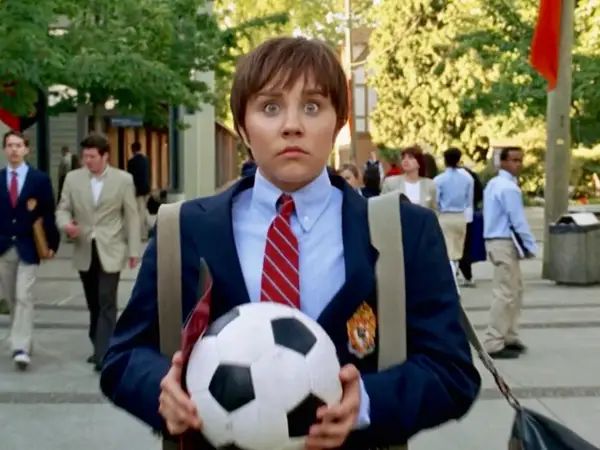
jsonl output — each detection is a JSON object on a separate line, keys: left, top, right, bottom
{"left": 56, "top": 132, "right": 140, "bottom": 372}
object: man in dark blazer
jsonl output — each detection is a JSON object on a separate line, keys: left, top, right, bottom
{"left": 0, "top": 130, "right": 60, "bottom": 370}
{"left": 101, "top": 37, "right": 480, "bottom": 449}
{"left": 127, "top": 141, "right": 150, "bottom": 240}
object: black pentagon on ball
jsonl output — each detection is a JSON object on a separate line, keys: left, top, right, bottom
{"left": 209, "top": 364, "right": 255, "bottom": 412}
{"left": 271, "top": 317, "right": 317, "bottom": 356}
{"left": 205, "top": 307, "right": 240, "bottom": 336}
{"left": 287, "top": 393, "right": 326, "bottom": 438}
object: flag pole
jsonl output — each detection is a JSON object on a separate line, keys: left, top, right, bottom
{"left": 542, "top": 0, "right": 574, "bottom": 279}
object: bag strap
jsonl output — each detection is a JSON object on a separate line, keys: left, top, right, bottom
{"left": 156, "top": 201, "right": 184, "bottom": 450}
{"left": 368, "top": 191, "right": 407, "bottom": 370}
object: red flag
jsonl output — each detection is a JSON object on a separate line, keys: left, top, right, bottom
{"left": 530, "top": 0, "right": 562, "bottom": 91}
{"left": 0, "top": 108, "right": 20, "bottom": 130}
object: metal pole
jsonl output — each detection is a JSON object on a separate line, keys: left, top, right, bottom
{"left": 542, "top": 0, "right": 574, "bottom": 278}
{"left": 344, "top": 0, "right": 357, "bottom": 162}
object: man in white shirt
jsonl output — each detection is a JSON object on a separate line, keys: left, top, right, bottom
{"left": 56, "top": 132, "right": 140, "bottom": 372}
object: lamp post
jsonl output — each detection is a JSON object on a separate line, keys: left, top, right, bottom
{"left": 344, "top": 0, "right": 357, "bottom": 162}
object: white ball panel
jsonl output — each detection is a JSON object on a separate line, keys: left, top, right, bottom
{"left": 216, "top": 313, "right": 274, "bottom": 365}
{"left": 251, "top": 347, "right": 311, "bottom": 412}
{"left": 305, "top": 337, "right": 342, "bottom": 406}
{"left": 231, "top": 402, "right": 289, "bottom": 450}
{"left": 238, "top": 301, "right": 297, "bottom": 322}
{"left": 190, "top": 389, "right": 234, "bottom": 448}
{"left": 185, "top": 336, "right": 220, "bottom": 395}
{"left": 277, "top": 437, "right": 305, "bottom": 450}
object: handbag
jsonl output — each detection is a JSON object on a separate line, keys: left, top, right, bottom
{"left": 370, "top": 192, "right": 598, "bottom": 450}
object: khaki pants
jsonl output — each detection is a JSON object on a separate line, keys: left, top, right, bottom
{"left": 438, "top": 212, "right": 467, "bottom": 261}
{"left": 0, "top": 247, "right": 37, "bottom": 352}
{"left": 136, "top": 195, "right": 149, "bottom": 239}
{"left": 483, "top": 240, "right": 523, "bottom": 353}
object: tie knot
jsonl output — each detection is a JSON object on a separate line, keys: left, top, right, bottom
{"left": 11, "top": 170, "right": 17, "bottom": 178}
{"left": 277, "top": 194, "right": 295, "bottom": 219}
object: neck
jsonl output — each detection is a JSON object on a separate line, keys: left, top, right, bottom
{"left": 7, "top": 161, "right": 23, "bottom": 170}
{"left": 405, "top": 171, "right": 419, "bottom": 182}
{"left": 91, "top": 164, "right": 108, "bottom": 176}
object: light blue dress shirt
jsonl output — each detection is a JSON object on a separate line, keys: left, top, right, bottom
{"left": 5, "top": 162, "right": 29, "bottom": 196}
{"left": 483, "top": 170, "right": 537, "bottom": 254}
{"left": 232, "top": 168, "right": 371, "bottom": 427}
{"left": 434, "top": 168, "right": 473, "bottom": 214}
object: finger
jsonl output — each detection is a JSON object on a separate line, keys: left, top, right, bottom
{"left": 339, "top": 364, "right": 360, "bottom": 383}
{"left": 160, "top": 390, "right": 197, "bottom": 430}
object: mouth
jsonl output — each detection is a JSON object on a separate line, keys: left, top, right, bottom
{"left": 278, "top": 146, "right": 308, "bottom": 156}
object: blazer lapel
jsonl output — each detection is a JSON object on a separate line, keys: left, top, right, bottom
{"left": 94, "top": 167, "right": 113, "bottom": 209}
{"left": 317, "top": 177, "right": 376, "bottom": 332}
{"left": 18, "top": 168, "right": 34, "bottom": 207}
{"left": 201, "top": 177, "right": 254, "bottom": 314}
{"left": 0, "top": 168, "right": 8, "bottom": 206}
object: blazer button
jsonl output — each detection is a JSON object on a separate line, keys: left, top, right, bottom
{"left": 12, "top": 219, "right": 17, "bottom": 224}
{"left": 12, "top": 236, "right": 17, "bottom": 241}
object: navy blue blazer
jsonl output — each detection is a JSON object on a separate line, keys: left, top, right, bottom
{"left": 0, "top": 167, "right": 60, "bottom": 264}
{"left": 101, "top": 175, "right": 480, "bottom": 448}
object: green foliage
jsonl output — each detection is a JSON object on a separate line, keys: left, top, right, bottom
{"left": 0, "top": 0, "right": 226, "bottom": 127}
{"left": 368, "top": 0, "right": 600, "bottom": 159}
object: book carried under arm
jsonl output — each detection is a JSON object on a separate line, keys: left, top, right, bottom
{"left": 32, "top": 217, "right": 51, "bottom": 259}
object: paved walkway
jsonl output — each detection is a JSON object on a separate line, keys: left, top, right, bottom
{"left": 1, "top": 208, "right": 599, "bottom": 449}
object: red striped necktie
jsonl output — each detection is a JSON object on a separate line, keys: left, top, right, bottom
{"left": 260, "top": 194, "right": 300, "bottom": 309}
{"left": 9, "top": 171, "right": 18, "bottom": 208}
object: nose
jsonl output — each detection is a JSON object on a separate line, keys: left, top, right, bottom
{"left": 281, "top": 109, "right": 303, "bottom": 138}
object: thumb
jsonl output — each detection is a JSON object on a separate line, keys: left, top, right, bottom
{"left": 171, "top": 351, "right": 184, "bottom": 378}
{"left": 339, "top": 364, "right": 359, "bottom": 383}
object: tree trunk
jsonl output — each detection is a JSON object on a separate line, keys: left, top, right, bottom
{"left": 91, "top": 103, "right": 104, "bottom": 132}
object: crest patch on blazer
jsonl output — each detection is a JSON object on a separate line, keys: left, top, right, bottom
{"left": 26, "top": 198, "right": 37, "bottom": 211}
{"left": 347, "top": 302, "right": 376, "bottom": 358}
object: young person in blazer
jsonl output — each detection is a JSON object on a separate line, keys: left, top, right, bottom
{"left": 56, "top": 133, "right": 140, "bottom": 372}
{"left": 100, "top": 38, "right": 480, "bottom": 449}
{"left": 381, "top": 146, "right": 437, "bottom": 211}
{"left": 0, "top": 130, "right": 60, "bottom": 370}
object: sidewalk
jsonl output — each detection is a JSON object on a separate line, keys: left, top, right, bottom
{"left": 2, "top": 208, "right": 599, "bottom": 449}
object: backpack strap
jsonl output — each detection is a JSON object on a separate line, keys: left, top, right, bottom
{"left": 156, "top": 201, "right": 184, "bottom": 450}
{"left": 368, "top": 191, "right": 407, "bottom": 370}
{"left": 368, "top": 192, "right": 408, "bottom": 450}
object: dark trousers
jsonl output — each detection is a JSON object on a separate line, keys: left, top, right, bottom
{"left": 459, "top": 222, "right": 473, "bottom": 281}
{"left": 79, "top": 242, "right": 120, "bottom": 364}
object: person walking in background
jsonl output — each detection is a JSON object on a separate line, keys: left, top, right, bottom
{"left": 339, "top": 163, "right": 363, "bottom": 195}
{"left": 458, "top": 164, "right": 484, "bottom": 287}
{"left": 483, "top": 147, "right": 536, "bottom": 359}
{"left": 57, "top": 132, "right": 140, "bottom": 372}
{"left": 127, "top": 142, "right": 151, "bottom": 241}
{"left": 434, "top": 148, "right": 473, "bottom": 275}
{"left": 0, "top": 130, "right": 60, "bottom": 370}
{"left": 361, "top": 161, "right": 381, "bottom": 198}
{"left": 381, "top": 145, "right": 437, "bottom": 210}
{"left": 57, "top": 145, "right": 79, "bottom": 203}
{"left": 364, "top": 150, "right": 384, "bottom": 182}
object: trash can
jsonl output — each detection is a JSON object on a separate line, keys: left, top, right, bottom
{"left": 548, "top": 213, "right": 600, "bottom": 285}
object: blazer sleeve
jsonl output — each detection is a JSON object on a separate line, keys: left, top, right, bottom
{"left": 381, "top": 178, "right": 392, "bottom": 194}
{"left": 428, "top": 180, "right": 438, "bottom": 212}
{"left": 359, "top": 207, "right": 480, "bottom": 446}
{"left": 39, "top": 173, "right": 60, "bottom": 252}
{"left": 100, "top": 237, "right": 169, "bottom": 430}
{"left": 55, "top": 172, "right": 74, "bottom": 230}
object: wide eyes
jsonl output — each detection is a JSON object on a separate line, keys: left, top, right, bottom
{"left": 262, "top": 101, "right": 321, "bottom": 115}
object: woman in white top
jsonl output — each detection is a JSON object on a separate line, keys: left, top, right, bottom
{"left": 381, "top": 145, "right": 437, "bottom": 211}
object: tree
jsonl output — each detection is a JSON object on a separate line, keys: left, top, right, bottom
{"left": 368, "top": 0, "right": 600, "bottom": 162}
{"left": 1, "top": 0, "right": 227, "bottom": 129}
{"left": 0, "top": 0, "right": 66, "bottom": 116}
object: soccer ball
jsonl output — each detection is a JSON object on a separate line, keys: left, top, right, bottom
{"left": 185, "top": 302, "right": 343, "bottom": 450}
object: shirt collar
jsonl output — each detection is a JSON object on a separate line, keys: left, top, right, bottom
{"left": 251, "top": 167, "right": 332, "bottom": 233}
{"left": 7, "top": 162, "right": 28, "bottom": 178}
{"left": 88, "top": 165, "right": 109, "bottom": 180}
{"left": 499, "top": 169, "right": 517, "bottom": 183}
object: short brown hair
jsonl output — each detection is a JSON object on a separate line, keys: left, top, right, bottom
{"left": 80, "top": 132, "right": 110, "bottom": 156}
{"left": 401, "top": 145, "right": 426, "bottom": 177}
{"left": 339, "top": 163, "right": 359, "bottom": 179}
{"left": 3, "top": 130, "right": 28, "bottom": 148}
{"left": 230, "top": 37, "right": 349, "bottom": 138}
